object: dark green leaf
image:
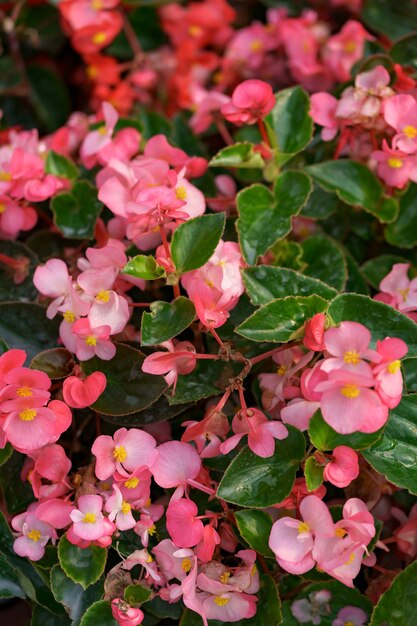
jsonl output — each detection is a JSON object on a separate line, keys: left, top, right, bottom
{"left": 267, "top": 86, "right": 313, "bottom": 163}
{"left": 301, "top": 236, "right": 347, "bottom": 292}
{"left": 344, "top": 249, "right": 370, "bottom": 295}
{"left": 361, "top": 254, "right": 409, "bottom": 289}
{"left": 245, "top": 574, "right": 282, "bottom": 626}
{"left": 45, "top": 151, "right": 79, "bottom": 180}
{"left": 236, "top": 295, "right": 328, "bottom": 343}
{"left": 52, "top": 181, "right": 103, "bottom": 240}
{"left": 363, "top": 394, "right": 417, "bottom": 494}
{"left": 301, "top": 185, "right": 339, "bottom": 220}
{"left": 31, "top": 605, "right": 71, "bottom": 626}
{"left": 0, "top": 302, "right": 60, "bottom": 362}
{"left": 82, "top": 343, "right": 167, "bottom": 416}
{"left": 370, "top": 560, "right": 417, "bottom": 625}
{"left": 362, "top": 0, "right": 417, "bottom": 40}
{"left": 79, "top": 600, "right": 117, "bottom": 626}
{"left": 309, "top": 411, "right": 385, "bottom": 451}
{"left": 237, "top": 171, "right": 312, "bottom": 265}
{"left": 391, "top": 32, "right": 417, "bottom": 69}
{"left": 106, "top": 7, "right": 167, "bottom": 58}
{"left": 403, "top": 357, "right": 417, "bottom": 392}
{"left": 0, "top": 554, "right": 26, "bottom": 599}
{"left": 169, "top": 359, "right": 238, "bottom": 405}
{"left": 304, "top": 456, "right": 324, "bottom": 491}
{"left": 124, "top": 584, "right": 152, "bottom": 605}
{"left": 58, "top": 535, "right": 107, "bottom": 590}
{"left": 28, "top": 65, "right": 71, "bottom": 132}
{"left": 99, "top": 394, "right": 192, "bottom": 426}
{"left": 171, "top": 213, "right": 225, "bottom": 274}
{"left": 243, "top": 266, "right": 337, "bottom": 306}
{"left": 0, "top": 451, "right": 34, "bottom": 514}
{"left": 210, "top": 143, "right": 265, "bottom": 169}
{"left": 31, "top": 348, "right": 75, "bottom": 380}
{"left": 235, "top": 509, "right": 274, "bottom": 557}
{"left": 123, "top": 255, "right": 165, "bottom": 280}
{"left": 141, "top": 297, "right": 195, "bottom": 345}
{"left": 0, "top": 240, "right": 39, "bottom": 302}
{"left": 0, "top": 443, "right": 13, "bottom": 468}
{"left": 217, "top": 426, "right": 305, "bottom": 507}
{"left": 385, "top": 183, "right": 417, "bottom": 247}
{"left": 50, "top": 565, "right": 103, "bottom": 626}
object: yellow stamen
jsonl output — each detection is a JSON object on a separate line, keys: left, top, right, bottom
{"left": 344, "top": 622, "right": 356, "bottom": 626}
{"left": 175, "top": 186, "right": 187, "bottom": 200}
{"left": 403, "top": 125, "right": 417, "bottom": 139}
{"left": 113, "top": 445, "right": 127, "bottom": 463}
{"left": 96, "top": 289, "right": 110, "bottom": 302}
{"left": 387, "top": 158, "right": 403, "bottom": 169}
{"left": 19, "top": 409, "right": 37, "bottom": 421}
{"left": 181, "top": 557, "right": 192, "bottom": 572}
{"left": 343, "top": 41, "right": 356, "bottom": 53}
{"left": 124, "top": 477, "right": 139, "bottom": 489}
{"left": 86, "top": 65, "right": 98, "bottom": 79}
{"left": 344, "top": 552, "right": 355, "bottom": 566}
{"left": 148, "top": 524, "right": 156, "bottom": 536}
{"left": 83, "top": 512, "right": 96, "bottom": 524}
{"left": 92, "top": 32, "right": 107, "bottom": 45}
{"left": 219, "top": 571, "right": 231, "bottom": 584}
{"left": 145, "top": 498, "right": 151, "bottom": 507}
{"left": 250, "top": 39, "right": 263, "bottom": 53}
{"left": 0, "top": 172, "right": 11, "bottom": 181}
{"left": 146, "top": 554, "right": 153, "bottom": 563}
{"left": 340, "top": 384, "right": 360, "bottom": 399}
{"left": 387, "top": 359, "right": 401, "bottom": 374}
{"left": 63, "top": 310, "right": 76, "bottom": 323}
{"left": 17, "top": 386, "right": 33, "bottom": 397}
{"left": 97, "top": 125, "right": 107, "bottom": 135}
{"left": 27, "top": 529, "right": 41, "bottom": 542}
{"left": 277, "top": 365, "right": 287, "bottom": 376}
{"left": 91, "top": 0, "right": 102, "bottom": 9}
{"left": 188, "top": 25, "right": 202, "bottom": 37}
{"left": 85, "top": 335, "right": 97, "bottom": 347}
{"left": 214, "top": 596, "right": 230, "bottom": 606}
{"left": 335, "top": 528, "right": 347, "bottom": 538}
{"left": 298, "top": 521, "right": 310, "bottom": 534}
{"left": 343, "top": 350, "right": 360, "bottom": 365}
{"left": 399, "top": 287, "right": 409, "bottom": 301}
{"left": 0, "top": 203, "right": 5, "bottom": 214}
{"left": 121, "top": 501, "right": 131, "bottom": 515}
{"left": 251, "top": 564, "right": 257, "bottom": 576}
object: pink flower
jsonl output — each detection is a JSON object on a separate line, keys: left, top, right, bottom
{"left": 323, "top": 20, "right": 373, "bottom": 82}
{"left": 105, "top": 485, "right": 136, "bottom": 531}
{"left": 383, "top": 94, "right": 417, "bottom": 154}
{"left": 12, "top": 509, "right": 56, "bottom": 561}
{"left": 322, "top": 321, "right": 378, "bottom": 375}
{"left": 69, "top": 494, "right": 108, "bottom": 541}
{"left": 310, "top": 93, "right": 339, "bottom": 141}
{"left": 150, "top": 441, "right": 202, "bottom": 498}
{"left": 71, "top": 318, "right": 116, "bottom": 361}
{"left": 92, "top": 427, "right": 156, "bottom": 480}
{"left": 27, "top": 443, "right": 71, "bottom": 499}
{"left": 63, "top": 372, "right": 107, "bottom": 408}
{"left": 33, "top": 258, "right": 71, "bottom": 319}
{"left": 333, "top": 606, "right": 367, "bottom": 626}
{"left": 166, "top": 498, "right": 204, "bottom": 548}
{"left": 220, "top": 408, "right": 288, "bottom": 458}
{"left": 0, "top": 349, "right": 26, "bottom": 383}
{"left": 376, "top": 263, "right": 417, "bottom": 315}
{"left": 142, "top": 340, "right": 197, "bottom": 391}
{"left": 0, "top": 366, "right": 51, "bottom": 410}
{"left": 323, "top": 446, "right": 359, "bottom": 488}
{"left": 373, "top": 337, "right": 407, "bottom": 408}
{"left": 221, "top": 79, "right": 276, "bottom": 125}
{"left": 372, "top": 140, "right": 417, "bottom": 189}
{"left": 189, "top": 87, "right": 231, "bottom": 134}
{"left": 111, "top": 599, "right": 144, "bottom": 626}
{"left": 303, "top": 313, "right": 326, "bottom": 352}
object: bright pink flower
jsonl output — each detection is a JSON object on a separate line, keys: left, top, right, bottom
{"left": 221, "top": 79, "right": 276, "bottom": 125}
{"left": 36, "top": 498, "right": 75, "bottom": 529}
{"left": 373, "top": 337, "right": 407, "bottom": 408}
{"left": 105, "top": 485, "right": 136, "bottom": 531}
{"left": 194, "top": 524, "right": 221, "bottom": 563}
{"left": 166, "top": 498, "right": 204, "bottom": 548}
{"left": 310, "top": 93, "right": 339, "bottom": 141}
{"left": 220, "top": 408, "right": 288, "bottom": 458}
{"left": 322, "top": 321, "right": 378, "bottom": 375}
{"left": 71, "top": 318, "right": 115, "bottom": 361}
{"left": 142, "top": 340, "right": 197, "bottom": 391}
{"left": 189, "top": 87, "right": 231, "bottom": 134}
{"left": 323, "top": 446, "right": 359, "bottom": 488}
{"left": 383, "top": 94, "right": 417, "bottom": 154}
{"left": 12, "top": 510, "right": 56, "bottom": 561}
{"left": 70, "top": 494, "right": 108, "bottom": 541}
{"left": 150, "top": 441, "right": 202, "bottom": 498}
{"left": 33, "top": 258, "right": 71, "bottom": 319}
{"left": 111, "top": 599, "right": 144, "bottom": 626}
{"left": 376, "top": 263, "right": 417, "bottom": 315}
{"left": 27, "top": 444, "right": 71, "bottom": 499}
{"left": 304, "top": 313, "right": 327, "bottom": 352}
{"left": 63, "top": 371, "right": 107, "bottom": 408}
{"left": 3, "top": 399, "right": 71, "bottom": 452}
{"left": 336, "top": 498, "right": 375, "bottom": 547}
{"left": 144, "top": 134, "right": 207, "bottom": 178}
{"left": 274, "top": 477, "right": 326, "bottom": 510}
{"left": 0, "top": 349, "right": 26, "bottom": 383}
{"left": 92, "top": 427, "right": 156, "bottom": 480}
{"left": 372, "top": 140, "right": 417, "bottom": 189}
{"left": 182, "top": 405, "right": 229, "bottom": 458}
{"left": 280, "top": 361, "right": 325, "bottom": 431}
{"left": 0, "top": 366, "right": 51, "bottom": 410}
{"left": 0, "top": 196, "right": 37, "bottom": 239}
{"left": 153, "top": 539, "right": 195, "bottom": 582}
{"left": 323, "top": 20, "right": 373, "bottom": 82}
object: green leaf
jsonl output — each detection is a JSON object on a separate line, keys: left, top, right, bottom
{"left": 266, "top": 86, "right": 313, "bottom": 163}
{"left": 146, "top": 595, "right": 183, "bottom": 620}
{"left": 0, "top": 240, "right": 39, "bottom": 302}
{"left": 0, "top": 451, "right": 34, "bottom": 514}
{"left": 301, "top": 235, "right": 347, "bottom": 292}
{"left": 403, "top": 357, "right": 417, "bottom": 392}
{"left": 124, "top": 584, "right": 152, "bottom": 605}
{"left": 243, "top": 266, "right": 337, "bottom": 306}
{"left": 385, "top": 183, "right": 417, "bottom": 247}
{"left": 79, "top": 601, "right": 117, "bottom": 626}
{"left": 235, "top": 510, "right": 274, "bottom": 557}
{"left": 301, "top": 185, "right": 339, "bottom": 220}
{"left": 237, "top": 171, "right": 312, "bottom": 265}
{"left": 45, "top": 150, "right": 79, "bottom": 180}
{"left": 169, "top": 359, "right": 238, "bottom": 405}
{"left": 82, "top": 343, "right": 167, "bottom": 416}
{"left": 31, "top": 348, "right": 75, "bottom": 380}
{"left": 50, "top": 565, "right": 103, "bottom": 626}
{"left": 0, "top": 302, "right": 60, "bottom": 362}
{"left": 306, "top": 160, "right": 397, "bottom": 222}
{"left": 141, "top": 297, "right": 195, "bottom": 345}
{"left": 171, "top": 213, "right": 225, "bottom": 274}
{"left": 362, "top": 0, "right": 417, "bottom": 40}
{"left": 27, "top": 65, "right": 71, "bottom": 132}
{"left": 52, "top": 181, "right": 103, "bottom": 240}
{"left": 391, "top": 32, "right": 417, "bottom": 69}
{"left": 217, "top": 426, "right": 305, "bottom": 507}
{"left": 123, "top": 255, "right": 165, "bottom": 280}
{"left": 328, "top": 293, "right": 417, "bottom": 357}
{"left": 361, "top": 254, "right": 409, "bottom": 289}
{"left": 58, "top": 535, "right": 107, "bottom": 590}
{"left": 363, "top": 394, "right": 417, "bottom": 494}
{"left": 309, "top": 411, "right": 384, "bottom": 451}
{"left": 31, "top": 605, "right": 71, "bottom": 626}
{"left": 210, "top": 142, "right": 265, "bottom": 169}
{"left": 304, "top": 456, "right": 324, "bottom": 491}
{"left": 0, "top": 554, "right": 26, "bottom": 599}
{"left": 0, "top": 443, "right": 13, "bottom": 468}
{"left": 344, "top": 249, "right": 370, "bottom": 295}
{"left": 236, "top": 295, "right": 328, "bottom": 343}
{"left": 370, "top": 560, "right": 417, "bottom": 625}
{"left": 106, "top": 6, "right": 167, "bottom": 59}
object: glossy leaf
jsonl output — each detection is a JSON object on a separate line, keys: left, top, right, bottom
{"left": 31, "top": 348, "right": 75, "bottom": 380}
{"left": 171, "top": 213, "right": 225, "bottom": 274}
{"left": 385, "top": 183, "right": 417, "bottom": 248}
{"left": 236, "top": 295, "right": 328, "bottom": 342}
{"left": 28, "top": 65, "right": 71, "bottom": 132}
{"left": 31, "top": 605, "right": 71, "bottom": 626}
{"left": 124, "top": 584, "right": 152, "bottom": 605}
{"left": 237, "top": 171, "right": 312, "bottom": 265}
{"left": 45, "top": 150, "right": 79, "bottom": 180}
{"left": 344, "top": 249, "right": 370, "bottom": 295}
{"left": 52, "top": 181, "right": 103, "bottom": 240}
{"left": 301, "top": 185, "right": 339, "bottom": 220}
{"left": 50, "top": 565, "right": 103, "bottom": 626}
{"left": 141, "top": 297, "right": 195, "bottom": 345}
{"left": 362, "top": 0, "right": 417, "bottom": 40}
{"left": 0, "top": 302, "right": 60, "bottom": 362}
{"left": 363, "top": 395, "right": 417, "bottom": 494}
{"left": 169, "top": 359, "right": 239, "bottom": 405}
{"left": 243, "top": 266, "right": 337, "bottom": 306}
{"left": 123, "top": 255, "right": 165, "bottom": 280}
{"left": 0, "top": 554, "right": 26, "bottom": 599}
{"left": 309, "top": 411, "right": 384, "bottom": 451}
{"left": 210, "top": 142, "right": 265, "bottom": 169}
{"left": 235, "top": 509, "right": 274, "bottom": 557}
{"left": 79, "top": 601, "right": 117, "bottom": 626}
{"left": 361, "top": 254, "right": 409, "bottom": 289}
{"left": 267, "top": 86, "right": 313, "bottom": 162}
{"left": 301, "top": 235, "right": 347, "bottom": 292}
{"left": 58, "top": 535, "right": 107, "bottom": 589}
{"left": 82, "top": 343, "right": 167, "bottom": 416}
{"left": 328, "top": 293, "right": 417, "bottom": 357}
{"left": 304, "top": 456, "right": 324, "bottom": 491}
{"left": 391, "top": 32, "right": 417, "bottom": 69}
{"left": 217, "top": 426, "right": 305, "bottom": 507}
{"left": 370, "top": 560, "right": 417, "bottom": 625}
{"left": 0, "top": 443, "right": 13, "bottom": 468}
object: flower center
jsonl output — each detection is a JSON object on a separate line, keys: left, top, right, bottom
{"left": 0, "top": 203, "right": 5, "bottom": 214}
{"left": 344, "top": 552, "right": 355, "bottom": 566}
{"left": 344, "top": 622, "right": 356, "bottom": 626}
{"left": 387, "top": 359, "right": 401, "bottom": 374}
{"left": 175, "top": 186, "right": 187, "bottom": 200}
{"left": 113, "top": 445, "right": 127, "bottom": 463}
{"left": 387, "top": 158, "right": 403, "bottom": 169}
{"left": 214, "top": 596, "right": 230, "bottom": 606}
{"left": 182, "top": 557, "right": 192, "bottom": 572}
{"left": 146, "top": 554, "right": 153, "bottom": 563}
{"left": 343, "top": 350, "right": 360, "bottom": 365}
{"left": 92, "top": 32, "right": 107, "bottom": 45}
{"left": 17, "top": 386, "right": 33, "bottom": 397}
{"left": 87, "top": 65, "right": 98, "bottom": 79}
{"left": 85, "top": 335, "right": 97, "bottom": 347}
{"left": 188, "top": 25, "right": 202, "bottom": 37}
{"left": 399, "top": 287, "right": 410, "bottom": 301}
{"left": 335, "top": 528, "right": 347, "bottom": 538}
{"left": 277, "top": 365, "right": 287, "bottom": 376}
{"left": 27, "top": 529, "right": 41, "bottom": 542}
{"left": 148, "top": 524, "right": 156, "bottom": 536}
{"left": 124, "top": 477, "right": 139, "bottom": 489}
{"left": 250, "top": 39, "right": 263, "bottom": 53}
{"left": 19, "top": 409, "right": 37, "bottom": 421}
{"left": 83, "top": 512, "right": 96, "bottom": 524}
{"left": 220, "top": 571, "right": 231, "bottom": 584}
{"left": 96, "top": 289, "right": 110, "bottom": 302}
{"left": 0, "top": 172, "right": 11, "bottom": 181}
{"left": 91, "top": 0, "right": 102, "bottom": 9}
{"left": 64, "top": 310, "right": 76, "bottom": 323}
{"left": 343, "top": 40, "right": 356, "bottom": 53}
{"left": 403, "top": 125, "right": 417, "bottom": 139}
{"left": 340, "top": 384, "right": 360, "bottom": 399}
{"left": 121, "top": 501, "right": 131, "bottom": 515}
{"left": 298, "top": 521, "right": 310, "bottom": 534}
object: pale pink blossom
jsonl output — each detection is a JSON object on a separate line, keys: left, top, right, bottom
{"left": 92, "top": 427, "right": 156, "bottom": 480}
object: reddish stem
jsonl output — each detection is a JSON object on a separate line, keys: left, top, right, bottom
{"left": 215, "top": 117, "right": 234, "bottom": 146}
{"left": 209, "top": 326, "right": 225, "bottom": 348}
{"left": 249, "top": 341, "right": 301, "bottom": 366}
{"left": 159, "top": 223, "right": 181, "bottom": 299}
{"left": 257, "top": 118, "right": 271, "bottom": 148}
